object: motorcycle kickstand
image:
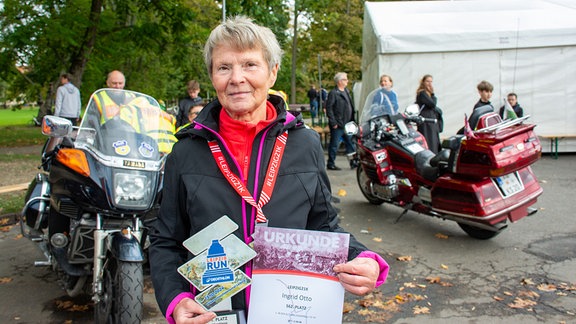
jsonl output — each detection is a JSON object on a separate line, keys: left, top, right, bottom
{"left": 394, "top": 208, "right": 410, "bottom": 224}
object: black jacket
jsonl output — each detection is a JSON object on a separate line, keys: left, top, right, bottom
{"left": 149, "top": 95, "right": 369, "bottom": 315}
{"left": 416, "top": 91, "right": 443, "bottom": 153}
{"left": 326, "top": 87, "right": 355, "bottom": 128}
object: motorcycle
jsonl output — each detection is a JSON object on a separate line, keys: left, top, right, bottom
{"left": 346, "top": 89, "right": 542, "bottom": 239}
{"left": 20, "top": 89, "right": 170, "bottom": 323}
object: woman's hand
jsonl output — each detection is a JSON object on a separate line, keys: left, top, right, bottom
{"left": 173, "top": 298, "right": 217, "bottom": 324}
{"left": 333, "top": 257, "right": 380, "bottom": 296}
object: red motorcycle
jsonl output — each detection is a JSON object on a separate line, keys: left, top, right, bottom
{"left": 347, "top": 89, "right": 542, "bottom": 239}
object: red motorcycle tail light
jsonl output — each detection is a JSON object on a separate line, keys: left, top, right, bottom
{"left": 56, "top": 148, "right": 90, "bottom": 177}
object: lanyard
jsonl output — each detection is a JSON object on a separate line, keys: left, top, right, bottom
{"left": 208, "top": 131, "right": 288, "bottom": 224}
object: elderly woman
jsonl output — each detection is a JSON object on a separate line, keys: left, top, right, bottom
{"left": 149, "top": 16, "right": 389, "bottom": 324}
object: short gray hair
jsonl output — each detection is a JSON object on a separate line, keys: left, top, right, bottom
{"left": 203, "top": 16, "right": 283, "bottom": 78}
{"left": 334, "top": 72, "right": 347, "bottom": 84}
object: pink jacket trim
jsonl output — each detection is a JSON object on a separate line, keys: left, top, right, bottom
{"left": 357, "top": 251, "right": 390, "bottom": 287}
{"left": 165, "top": 292, "right": 195, "bottom": 324}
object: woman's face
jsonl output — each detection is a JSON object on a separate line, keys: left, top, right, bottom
{"left": 211, "top": 44, "right": 278, "bottom": 121}
{"left": 424, "top": 77, "right": 433, "bottom": 92}
{"left": 380, "top": 77, "right": 392, "bottom": 90}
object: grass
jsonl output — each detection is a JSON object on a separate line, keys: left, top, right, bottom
{"left": 0, "top": 106, "right": 39, "bottom": 126}
{"left": 0, "top": 192, "right": 26, "bottom": 216}
{"left": 0, "top": 125, "right": 46, "bottom": 147}
{"left": 0, "top": 110, "right": 45, "bottom": 215}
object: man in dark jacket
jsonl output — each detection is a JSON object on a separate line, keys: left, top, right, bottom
{"left": 325, "top": 72, "right": 357, "bottom": 170}
{"left": 499, "top": 92, "right": 524, "bottom": 119}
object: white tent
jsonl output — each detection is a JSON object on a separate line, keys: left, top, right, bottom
{"left": 359, "top": 0, "right": 576, "bottom": 152}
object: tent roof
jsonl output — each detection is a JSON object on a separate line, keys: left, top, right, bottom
{"left": 365, "top": 0, "right": 576, "bottom": 54}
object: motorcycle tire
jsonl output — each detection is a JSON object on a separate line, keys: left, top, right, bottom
{"left": 457, "top": 223, "right": 501, "bottom": 240}
{"left": 356, "top": 165, "right": 385, "bottom": 205}
{"left": 95, "top": 257, "right": 143, "bottom": 324}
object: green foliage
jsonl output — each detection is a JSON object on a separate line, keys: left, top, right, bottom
{"left": 1, "top": 0, "right": 368, "bottom": 108}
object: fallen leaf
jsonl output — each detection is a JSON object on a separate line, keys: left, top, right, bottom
{"left": 0, "top": 226, "right": 11, "bottom": 232}
{"left": 0, "top": 218, "right": 9, "bottom": 225}
{"left": 521, "top": 278, "right": 535, "bottom": 285}
{"left": 507, "top": 297, "right": 537, "bottom": 309}
{"left": 358, "top": 308, "right": 375, "bottom": 316}
{"left": 537, "top": 284, "right": 556, "bottom": 292}
{"left": 413, "top": 294, "right": 426, "bottom": 301}
{"left": 518, "top": 290, "right": 539, "bottom": 299}
{"left": 435, "top": 233, "right": 449, "bottom": 239}
{"left": 413, "top": 305, "right": 430, "bottom": 314}
{"left": 440, "top": 264, "right": 449, "bottom": 270}
{"left": 395, "top": 294, "right": 407, "bottom": 303}
{"left": 14, "top": 233, "right": 23, "bottom": 239}
{"left": 337, "top": 189, "right": 347, "bottom": 197}
{"left": 404, "top": 282, "right": 417, "bottom": 288}
{"left": 493, "top": 295, "right": 504, "bottom": 301}
{"left": 0, "top": 277, "right": 13, "bottom": 284}
{"left": 426, "top": 276, "right": 441, "bottom": 284}
{"left": 342, "top": 302, "right": 355, "bottom": 313}
{"left": 503, "top": 291, "right": 514, "bottom": 296}
{"left": 397, "top": 255, "right": 412, "bottom": 262}
{"left": 372, "top": 237, "right": 382, "bottom": 243}
{"left": 417, "top": 284, "right": 427, "bottom": 289}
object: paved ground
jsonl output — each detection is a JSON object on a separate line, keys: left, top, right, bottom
{"left": 1, "top": 147, "right": 574, "bottom": 323}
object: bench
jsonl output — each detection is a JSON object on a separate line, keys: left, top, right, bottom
{"left": 540, "top": 135, "right": 576, "bottom": 159}
{"left": 287, "top": 104, "right": 309, "bottom": 112}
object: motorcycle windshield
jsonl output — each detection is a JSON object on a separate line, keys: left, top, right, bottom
{"left": 75, "top": 89, "right": 176, "bottom": 161}
{"left": 359, "top": 88, "right": 398, "bottom": 124}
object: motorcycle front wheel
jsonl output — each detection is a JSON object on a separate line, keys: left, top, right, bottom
{"left": 356, "top": 165, "right": 385, "bottom": 205}
{"left": 95, "top": 257, "right": 143, "bottom": 324}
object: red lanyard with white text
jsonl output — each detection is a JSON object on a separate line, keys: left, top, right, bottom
{"left": 208, "top": 130, "right": 288, "bottom": 224}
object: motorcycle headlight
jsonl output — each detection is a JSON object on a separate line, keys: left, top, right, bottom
{"left": 113, "top": 171, "right": 153, "bottom": 209}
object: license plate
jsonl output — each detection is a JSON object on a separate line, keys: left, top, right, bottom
{"left": 494, "top": 172, "right": 524, "bottom": 197}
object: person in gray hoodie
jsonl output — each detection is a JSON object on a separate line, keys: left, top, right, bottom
{"left": 55, "top": 73, "right": 81, "bottom": 125}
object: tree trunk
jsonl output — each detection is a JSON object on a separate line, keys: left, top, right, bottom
{"left": 69, "top": 0, "right": 104, "bottom": 86}
{"left": 290, "top": 4, "right": 299, "bottom": 105}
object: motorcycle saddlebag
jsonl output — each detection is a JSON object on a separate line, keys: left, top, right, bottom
{"left": 454, "top": 124, "right": 541, "bottom": 178}
{"left": 22, "top": 173, "right": 50, "bottom": 230}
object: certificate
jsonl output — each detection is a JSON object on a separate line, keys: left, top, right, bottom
{"left": 247, "top": 227, "right": 349, "bottom": 324}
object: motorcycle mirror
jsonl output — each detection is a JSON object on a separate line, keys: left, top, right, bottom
{"left": 41, "top": 116, "right": 73, "bottom": 137}
{"left": 405, "top": 104, "right": 420, "bottom": 117}
{"left": 344, "top": 122, "right": 359, "bottom": 136}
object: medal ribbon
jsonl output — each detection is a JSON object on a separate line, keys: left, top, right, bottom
{"left": 208, "top": 131, "right": 288, "bottom": 223}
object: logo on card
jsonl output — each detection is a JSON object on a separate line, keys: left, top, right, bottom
{"left": 202, "top": 239, "right": 234, "bottom": 285}
{"left": 113, "top": 140, "right": 130, "bottom": 156}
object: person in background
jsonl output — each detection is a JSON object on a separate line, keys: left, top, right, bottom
{"left": 307, "top": 84, "right": 319, "bottom": 118}
{"left": 415, "top": 74, "right": 443, "bottom": 153}
{"left": 176, "top": 80, "right": 203, "bottom": 128}
{"left": 92, "top": 70, "right": 131, "bottom": 124}
{"left": 499, "top": 92, "right": 524, "bottom": 119}
{"left": 372, "top": 74, "right": 398, "bottom": 115}
{"left": 176, "top": 102, "right": 204, "bottom": 133}
{"left": 325, "top": 72, "right": 357, "bottom": 170}
{"left": 474, "top": 80, "right": 494, "bottom": 110}
{"left": 54, "top": 73, "right": 81, "bottom": 125}
{"left": 106, "top": 70, "right": 126, "bottom": 89}
{"left": 149, "top": 16, "right": 388, "bottom": 324}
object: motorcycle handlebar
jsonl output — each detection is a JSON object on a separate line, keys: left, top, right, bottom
{"left": 405, "top": 115, "right": 437, "bottom": 124}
